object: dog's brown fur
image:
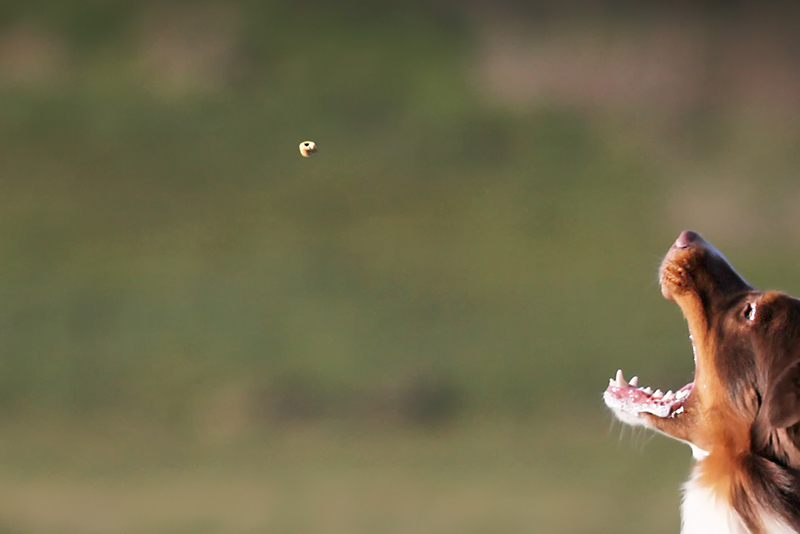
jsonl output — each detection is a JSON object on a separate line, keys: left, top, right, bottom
{"left": 607, "top": 231, "right": 800, "bottom": 533}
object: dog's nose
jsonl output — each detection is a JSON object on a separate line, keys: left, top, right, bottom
{"left": 675, "top": 231, "right": 702, "bottom": 249}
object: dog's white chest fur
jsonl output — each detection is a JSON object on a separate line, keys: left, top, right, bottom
{"left": 681, "top": 472, "right": 749, "bottom": 534}
{"left": 682, "top": 469, "right": 797, "bottom": 534}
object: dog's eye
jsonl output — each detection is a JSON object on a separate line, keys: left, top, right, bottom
{"left": 743, "top": 302, "right": 757, "bottom": 322}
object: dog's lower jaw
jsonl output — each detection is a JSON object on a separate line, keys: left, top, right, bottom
{"left": 605, "top": 394, "right": 708, "bottom": 458}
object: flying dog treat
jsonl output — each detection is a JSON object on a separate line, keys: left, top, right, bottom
{"left": 299, "top": 141, "right": 317, "bottom": 157}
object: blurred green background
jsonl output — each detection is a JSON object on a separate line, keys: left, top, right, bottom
{"left": 1, "top": 1, "right": 800, "bottom": 532}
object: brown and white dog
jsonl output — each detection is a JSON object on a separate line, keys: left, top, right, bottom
{"left": 604, "top": 231, "right": 800, "bottom": 534}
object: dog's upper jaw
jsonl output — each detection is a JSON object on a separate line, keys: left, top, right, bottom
{"left": 605, "top": 231, "right": 754, "bottom": 447}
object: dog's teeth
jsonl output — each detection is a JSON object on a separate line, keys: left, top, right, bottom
{"left": 653, "top": 389, "right": 664, "bottom": 398}
{"left": 677, "top": 389, "right": 690, "bottom": 399}
{"left": 643, "top": 387, "right": 653, "bottom": 395}
{"left": 609, "top": 378, "right": 616, "bottom": 387}
{"left": 629, "top": 376, "right": 639, "bottom": 387}
{"left": 616, "top": 369, "right": 628, "bottom": 387}
{"left": 664, "top": 390, "right": 675, "bottom": 399}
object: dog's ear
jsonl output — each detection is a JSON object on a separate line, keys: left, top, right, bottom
{"left": 765, "top": 358, "right": 800, "bottom": 428}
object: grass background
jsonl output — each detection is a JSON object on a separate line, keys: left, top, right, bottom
{"left": 1, "top": 1, "right": 800, "bottom": 532}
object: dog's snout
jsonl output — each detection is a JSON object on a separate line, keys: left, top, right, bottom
{"left": 675, "top": 231, "right": 702, "bottom": 249}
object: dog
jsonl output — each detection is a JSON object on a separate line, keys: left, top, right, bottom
{"left": 604, "top": 231, "right": 800, "bottom": 534}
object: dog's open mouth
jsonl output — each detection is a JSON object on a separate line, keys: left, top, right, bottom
{"left": 604, "top": 369, "right": 693, "bottom": 418}
{"left": 603, "top": 328, "right": 695, "bottom": 419}
{"left": 603, "top": 231, "right": 701, "bottom": 420}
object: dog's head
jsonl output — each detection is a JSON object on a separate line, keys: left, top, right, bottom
{"left": 605, "top": 231, "right": 800, "bottom": 463}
